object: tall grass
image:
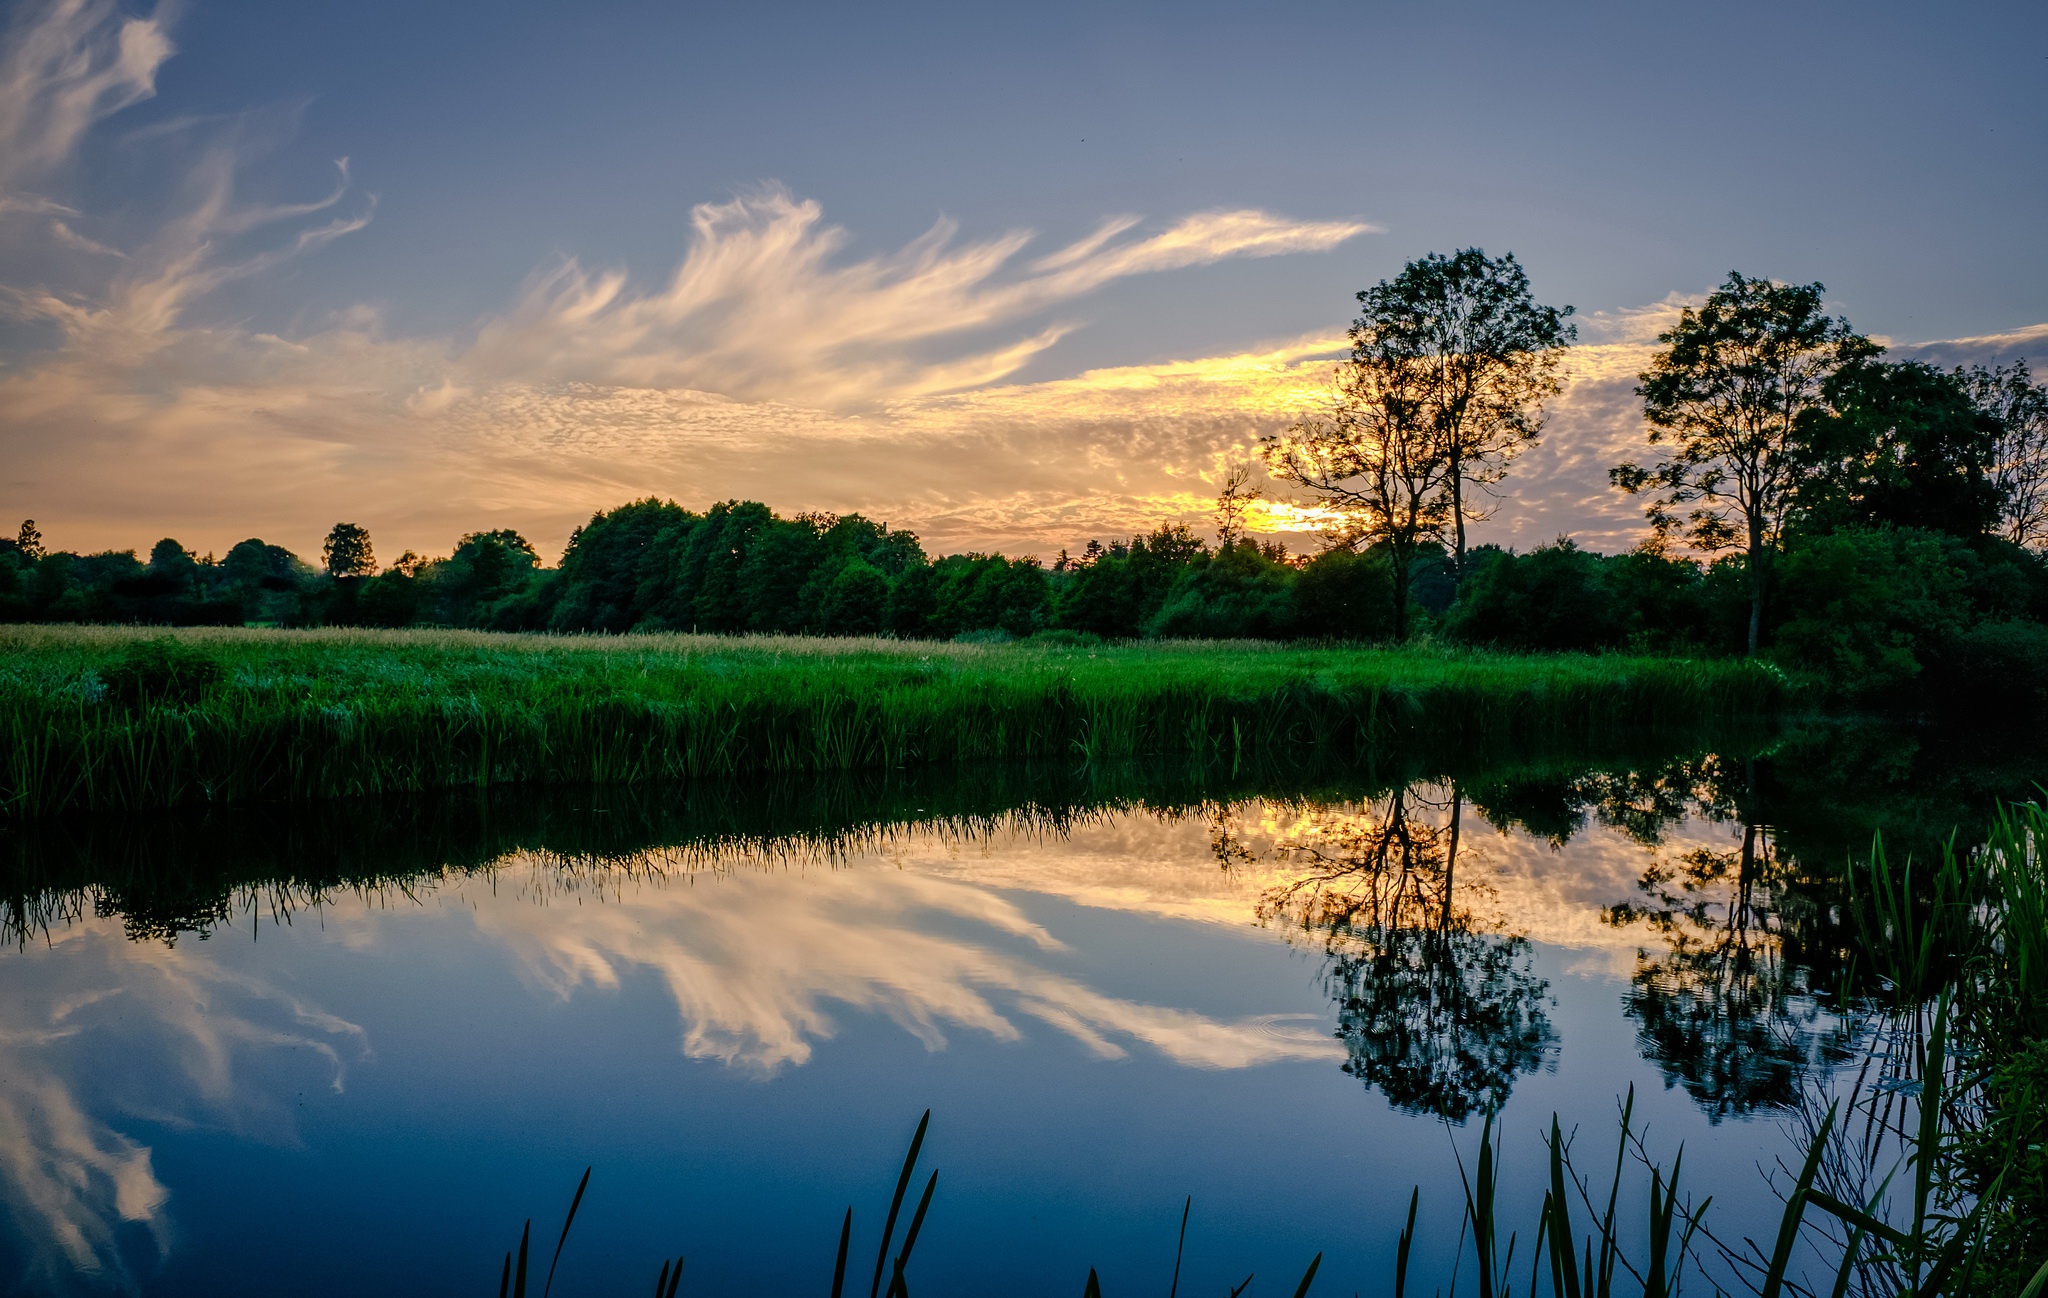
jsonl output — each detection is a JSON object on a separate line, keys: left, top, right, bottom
{"left": 0, "top": 625, "right": 1793, "bottom": 817}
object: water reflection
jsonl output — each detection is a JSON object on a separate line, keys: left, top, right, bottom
{"left": 1, "top": 730, "right": 2042, "bottom": 1292}
{"left": 475, "top": 852, "right": 1341, "bottom": 1073}
{"left": 1234, "top": 786, "right": 1556, "bottom": 1120}
{"left": 0, "top": 922, "right": 365, "bottom": 1290}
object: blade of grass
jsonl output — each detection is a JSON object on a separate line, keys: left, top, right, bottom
{"left": 1395, "top": 1186, "right": 1417, "bottom": 1298}
{"left": 1168, "top": 1196, "right": 1190, "bottom": 1298}
{"left": 871, "top": 1110, "right": 931, "bottom": 1298}
{"left": 1761, "top": 1102, "right": 1834, "bottom": 1298}
{"left": 1291, "top": 1251, "right": 1323, "bottom": 1298}
{"left": 540, "top": 1165, "right": 591, "bottom": 1298}
{"left": 831, "top": 1209, "right": 852, "bottom": 1298}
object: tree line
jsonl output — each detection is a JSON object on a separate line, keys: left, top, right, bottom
{"left": 4, "top": 251, "right": 2046, "bottom": 706}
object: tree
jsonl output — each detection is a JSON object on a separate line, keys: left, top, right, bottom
{"left": 1796, "top": 360, "right": 2002, "bottom": 539}
{"left": 1264, "top": 352, "right": 1447, "bottom": 641}
{"left": 1212, "top": 461, "right": 1262, "bottom": 549}
{"left": 1962, "top": 359, "right": 2048, "bottom": 550}
{"left": 1613, "top": 272, "right": 1877, "bottom": 654}
{"left": 147, "top": 538, "right": 199, "bottom": 591}
{"left": 321, "top": 522, "right": 377, "bottom": 578}
{"left": 1355, "top": 249, "right": 1575, "bottom": 577}
{"left": 15, "top": 520, "right": 43, "bottom": 560}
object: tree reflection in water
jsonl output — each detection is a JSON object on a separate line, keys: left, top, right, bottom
{"left": 1607, "top": 820, "right": 1856, "bottom": 1122}
{"left": 1589, "top": 761, "right": 1857, "bottom": 1123}
{"left": 1240, "top": 785, "right": 1557, "bottom": 1122}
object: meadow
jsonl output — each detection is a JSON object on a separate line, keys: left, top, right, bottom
{"left": 0, "top": 624, "right": 1792, "bottom": 818}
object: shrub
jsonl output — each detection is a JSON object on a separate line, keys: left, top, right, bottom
{"left": 1292, "top": 549, "right": 1394, "bottom": 641}
{"left": 98, "top": 638, "right": 223, "bottom": 709}
{"left": 1769, "top": 526, "right": 1972, "bottom": 698}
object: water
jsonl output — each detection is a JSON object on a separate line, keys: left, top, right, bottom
{"left": 0, "top": 734, "right": 2033, "bottom": 1295}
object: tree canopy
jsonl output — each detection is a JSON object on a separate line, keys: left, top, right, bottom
{"left": 1614, "top": 272, "right": 1878, "bottom": 652}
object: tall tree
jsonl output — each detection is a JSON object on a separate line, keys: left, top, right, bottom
{"left": 1263, "top": 352, "right": 1447, "bottom": 641}
{"left": 15, "top": 520, "right": 43, "bottom": 560}
{"left": 321, "top": 522, "right": 377, "bottom": 578}
{"left": 1962, "top": 359, "right": 2048, "bottom": 550}
{"left": 1612, "top": 272, "right": 1877, "bottom": 654}
{"left": 1355, "top": 249, "right": 1575, "bottom": 577}
{"left": 1796, "top": 359, "right": 2002, "bottom": 538}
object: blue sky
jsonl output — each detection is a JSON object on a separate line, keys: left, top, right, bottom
{"left": 3, "top": 0, "right": 2044, "bottom": 560}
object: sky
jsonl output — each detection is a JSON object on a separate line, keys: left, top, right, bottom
{"left": 1, "top": 0, "right": 2044, "bottom": 564}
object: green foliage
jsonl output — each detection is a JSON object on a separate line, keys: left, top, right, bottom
{"left": 1443, "top": 540, "right": 1623, "bottom": 651}
{"left": 1796, "top": 360, "right": 2003, "bottom": 539}
{"left": 1146, "top": 544, "right": 1296, "bottom": 639}
{"left": 1440, "top": 542, "right": 1745, "bottom": 655}
{"left": 322, "top": 522, "right": 376, "bottom": 578}
{"left": 97, "top": 637, "right": 223, "bottom": 710}
{"left": 1291, "top": 548, "right": 1395, "bottom": 640}
{"left": 0, "top": 627, "right": 1791, "bottom": 817}
{"left": 1769, "top": 527, "right": 1973, "bottom": 696}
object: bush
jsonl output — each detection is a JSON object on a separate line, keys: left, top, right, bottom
{"left": 1770, "top": 526, "right": 1972, "bottom": 698}
{"left": 98, "top": 638, "right": 223, "bottom": 709}
{"left": 1292, "top": 549, "right": 1394, "bottom": 641}
{"left": 1442, "top": 540, "right": 1625, "bottom": 652}
{"left": 1146, "top": 547, "right": 1296, "bottom": 640}
{"left": 1923, "top": 618, "right": 2048, "bottom": 719}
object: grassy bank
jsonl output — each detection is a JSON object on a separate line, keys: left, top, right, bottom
{"left": 0, "top": 625, "right": 1792, "bottom": 817}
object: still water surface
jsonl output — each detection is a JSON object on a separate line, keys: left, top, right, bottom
{"left": 0, "top": 742, "right": 2000, "bottom": 1295}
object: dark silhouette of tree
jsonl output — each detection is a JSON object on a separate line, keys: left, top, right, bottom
{"left": 1355, "top": 250, "right": 1575, "bottom": 577}
{"left": 1263, "top": 354, "right": 1447, "bottom": 641}
{"left": 1254, "top": 786, "right": 1555, "bottom": 1121}
{"left": 15, "top": 520, "right": 43, "bottom": 560}
{"left": 1605, "top": 809, "right": 1855, "bottom": 1122}
{"left": 1962, "top": 358, "right": 2048, "bottom": 549}
{"left": 321, "top": 522, "right": 377, "bottom": 578}
{"left": 1613, "top": 272, "right": 1878, "bottom": 654}
{"left": 1213, "top": 461, "right": 1262, "bottom": 549}
{"left": 1796, "top": 360, "right": 2002, "bottom": 539}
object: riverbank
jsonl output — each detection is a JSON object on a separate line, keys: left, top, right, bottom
{"left": 0, "top": 625, "right": 1792, "bottom": 817}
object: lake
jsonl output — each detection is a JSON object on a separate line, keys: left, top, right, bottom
{"left": 0, "top": 732, "right": 2028, "bottom": 1295}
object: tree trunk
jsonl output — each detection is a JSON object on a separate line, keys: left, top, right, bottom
{"left": 1745, "top": 516, "right": 1767, "bottom": 657}
{"left": 1441, "top": 785, "right": 1461, "bottom": 933}
{"left": 1390, "top": 542, "right": 1411, "bottom": 642}
{"left": 1449, "top": 448, "right": 1468, "bottom": 580}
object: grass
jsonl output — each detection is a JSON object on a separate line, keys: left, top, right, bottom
{"left": 0, "top": 624, "right": 1793, "bottom": 817}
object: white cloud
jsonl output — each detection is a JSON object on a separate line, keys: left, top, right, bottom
{"left": 0, "top": 0, "right": 170, "bottom": 194}
{"left": 0, "top": 923, "right": 366, "bottom": 1290}
{"left": 467, "top": 185, "right": 1372, "bottom": 407}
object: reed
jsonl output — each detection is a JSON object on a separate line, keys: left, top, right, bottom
{"left": 0, "top": 625, "right": 1793, "bottom": 817}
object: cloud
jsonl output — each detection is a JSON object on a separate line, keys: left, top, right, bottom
{"left": 0, "top": 0, "right": 171, "bottom": 194}
{"left": 473, "top": 857, "right": 1343, "bottom": 1074}
{"left": 0, "top": 922, "right": 366, "bottom": 1290}
{"left": 468, "top": 185, "right": 1372, "bottom": 407}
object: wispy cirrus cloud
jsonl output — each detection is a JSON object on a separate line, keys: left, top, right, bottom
{"left": 0, "top": 0, "right": 170, "bottom": 194}
{"left": 468, "top": 186, "right": 1373, "bottom": 406}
